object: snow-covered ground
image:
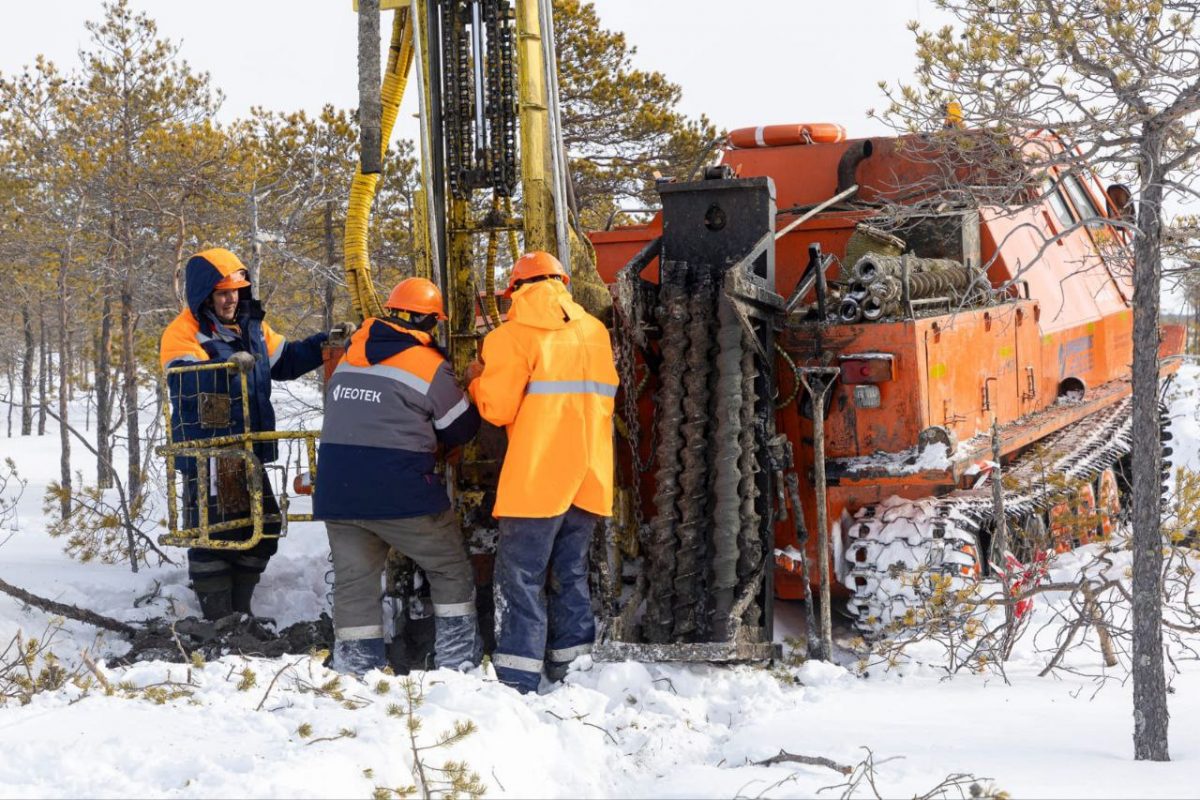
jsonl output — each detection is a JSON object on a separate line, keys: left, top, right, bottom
{"left": 3, "top": 370, "right": 1200, "bottom": 798}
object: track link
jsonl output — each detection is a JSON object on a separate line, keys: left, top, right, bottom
{"left": 844, "top": 397, "right": 1135, "bottom": 634}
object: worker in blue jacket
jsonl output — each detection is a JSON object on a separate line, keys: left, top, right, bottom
{"left": 315, "top": 278, "right": 482, "bottom": 674}
{"left": 160, "top": 247, "right": 348, "bottom": 620}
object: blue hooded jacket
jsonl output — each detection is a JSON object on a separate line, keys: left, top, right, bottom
{"left": 160, "top": 248, "right": 327, "bottom": 468}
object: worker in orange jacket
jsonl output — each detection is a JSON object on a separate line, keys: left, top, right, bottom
{"left": 467, "top": 250, "right": 618, "bottom": 693}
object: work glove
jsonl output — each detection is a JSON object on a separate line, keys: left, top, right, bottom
{"left": 328, "top": 321, "right": 358, "bottom": 345}
{"left": 464, "top": 358, "right": 485, "bottom": 385}
{"left": 228, "top": 351, "right": 257, "bottom": 374}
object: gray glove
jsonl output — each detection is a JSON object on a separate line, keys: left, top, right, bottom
{"left": 328, "top": 321, "right": 358, "bottom": 344}
{"left": 228, "top": 351, "right": 257, "bottom": 374}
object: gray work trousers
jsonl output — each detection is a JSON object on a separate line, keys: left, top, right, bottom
{"left": 326, "top": 510, "right": 480, "bottom": 669}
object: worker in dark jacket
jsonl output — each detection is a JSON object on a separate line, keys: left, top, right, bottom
{"left": 160, "top": 247, "right": 339, "bottom": 620}
{"left": 315, "top": 277, "right": 482, "bottom": 675}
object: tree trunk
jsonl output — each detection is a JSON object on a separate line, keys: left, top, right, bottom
{"left": 65, "top": 320, "right": 75, "bottom": 402}
{"left": 323, "top": 200, "right": 337, "bottom": 331}
{"left": 57, "top": 251, "right": 72, "bottom": 520}
{"left": 1185, "top": 292, "right": 1195, "bottom": 355}
{"left": 96, "top": 297, "right": 114, "bottom": 489}
{"left": 120, "top": 281, "right": 141, "bottom": 504}
{"left": 1131, "top": 143, "right": 1170, "bottom": 762}
{"left": 173, "top": 214, "right": 188, "bottom": 310}
{"left": 20, "top": 305, "right": 33, "bottom": 436}
{"left": 358, "top": 0, "right": 383, "bottom": 175}
{"left": 6, "top": 362, "right": 13, "bottom": 438}
{"left": 37, "top": 309, "right": 47, "bottom": 436}
{"left": 247, "top": 189, "right": 262, "bottom": 291}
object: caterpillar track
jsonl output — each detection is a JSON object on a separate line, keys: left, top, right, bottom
{"left": 844, "top": 396, "right": 1143, "bottom": 634}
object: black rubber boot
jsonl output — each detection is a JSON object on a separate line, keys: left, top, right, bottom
{"left": 231, "top": 573, "right": 260, "bottom": 615}
{"left": 196, "top": 588, "right": 234, "bottom": 621}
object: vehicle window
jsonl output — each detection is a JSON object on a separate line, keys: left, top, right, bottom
{"left": 1062, "top": 173, "right": 1107, "bottom": 230}
{"left": 1043, "top": 178, "right": 1076, "bottom": 228}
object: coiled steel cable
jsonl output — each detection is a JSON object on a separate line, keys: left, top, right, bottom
{"left": 774, "top": 343, "right": 800, "bottom": 410}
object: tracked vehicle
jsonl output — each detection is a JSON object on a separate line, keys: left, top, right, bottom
{"left": 591, "top": 127, "right": 1184, "bottom": 639}
{"left": 157, "top": 0, "right": 1184, "bottom": 661}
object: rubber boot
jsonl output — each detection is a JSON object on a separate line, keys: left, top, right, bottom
{"left": 332, "top": 637, "right": 387, "bottom": 676}
{"left": 231, "top": 573, "right": 259, "bottom": 616}
{"left": 433, "top": 614, "right": 483, "bottom": 671}
{"left": 545, "top": 660, "right": 571, "bottom": 684}
{"left": 196, "top": 588, "right": 234, "bottom": 621}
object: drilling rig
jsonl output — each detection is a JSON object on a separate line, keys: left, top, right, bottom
{"left": 160, "top": 3, "right": 1186, "bottom": 665}
{"left": 590, "top": 127, "right": 1185, "bottom": 646}
{"left": 340, "top": 0, "right": 783, "bottom": 662}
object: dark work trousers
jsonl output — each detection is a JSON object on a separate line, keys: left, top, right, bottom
{"left": 326, "top": 511, "right": 481, "bottom": 670}
{"left": 185, "top": 470, "right": 282, "bottom": 593}
{"left": 492, "top": 505, "right": 598, "bottom": 693}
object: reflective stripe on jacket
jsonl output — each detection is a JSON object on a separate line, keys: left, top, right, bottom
{"left": 469, "top": 279, "right": 617, "bottom": 518}
{"left": 315, "top": 318, "right": 481, "bottom": 520}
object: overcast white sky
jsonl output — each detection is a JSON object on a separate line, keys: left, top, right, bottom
{"left": 6, "top": 2, "right": 1194, "bottom": 309}
{"left": 0, "top": 1, "right": 936, "bottom": 144}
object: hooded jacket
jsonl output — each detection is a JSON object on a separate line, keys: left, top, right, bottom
{"left": 160, "top": 248, "right": 327, "bottom": 467}
{"left": 469, "top": 279, "right": 618, "bottom": 518}
{"left": 314, "top": 318, "right": 481, "bottom": 520}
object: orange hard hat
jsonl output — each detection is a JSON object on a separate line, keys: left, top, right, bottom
{"left": 504, "top": 250, "right": 569, "bottom": 298}
{"left": 386, "top": 277, "right": 447, "bottom": 320}
{"left": 214, "top": 269, "right": 250, "bottom": 292}
{"left": 196, "top": 248, "right": 251, "bottom": 291}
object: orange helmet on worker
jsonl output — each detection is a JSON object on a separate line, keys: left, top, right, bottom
{"left": 503, "top": 250, "right": 570, "bottom": 297}
{"left": 387, "top": 277, "right": 447, "bottom": 320}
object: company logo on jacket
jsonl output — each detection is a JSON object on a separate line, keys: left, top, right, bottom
{"left": 331, "top": 385, "right": 382, "bottom": 403}
{"left": 315, "top": 317, "right": 481, "bottom": 521}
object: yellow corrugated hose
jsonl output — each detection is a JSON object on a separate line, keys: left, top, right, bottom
{"left": 344, "top": 8, "right": 415, "bottom": 321}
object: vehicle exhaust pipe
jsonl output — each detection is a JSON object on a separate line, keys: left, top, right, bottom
{"left": 836, "top": 139, "right": 874, "bottom": 199}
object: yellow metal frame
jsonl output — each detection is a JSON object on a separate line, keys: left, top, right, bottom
{"left": 157, "top": 362, "right": 320, "bottom": 552}
{"left": 341, "top": 0, "right": 610, "bottom": 524}
{"left": 344, "top": 0, "right": 565, "bottom": 319}
{"left": 344, "top": 6, "right": 416, "bottom": 320}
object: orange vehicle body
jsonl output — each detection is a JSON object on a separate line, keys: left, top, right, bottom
{"left": 590, "top": 130, "right": 1184, "bottom": 600}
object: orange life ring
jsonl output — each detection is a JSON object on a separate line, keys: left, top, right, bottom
{"left": 729, "top": 123, "right": 847, "bottom": 149}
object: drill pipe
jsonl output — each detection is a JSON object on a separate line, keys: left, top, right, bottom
{"left": 839, "top": 297, "right": 864, "bottom": 324}
{"left": 869, "top": 276, "right": 902, "bottom": 303}
{"left": 861, "top": 294, "right": 886, "bottom": 321}
{"left": 854, "top": 254, "right": 963, "bottom": 283}
{"left": 672, "top": 273, "right": 715, "bottom": 640}
{"left": 853, "top": 255, "right": 979, "bottom": 320}
{"left": 907, "top": 267, "right": 972, "bottom": 297}
{"left": 709, "top": 293, "right": 743, "bottom": 640}
{"left": 644, "top": 272, "right": 690, "bottom": 643}
{"left": 735, "top": 333, "right": 762, "bottom": 627}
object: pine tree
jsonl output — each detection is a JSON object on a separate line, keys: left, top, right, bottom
{"left": 878, "top": 0, "right": 1200, "bottom": 761}
{"left": 71, "top": 0, "right": 222, "bottom": 505}
{"left": 554, "top": 0, "right": 719, "bottom": 229}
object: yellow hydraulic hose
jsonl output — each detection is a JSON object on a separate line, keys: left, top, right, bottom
{"left": 344, "top": 8, "right": 415, "bottom": 321}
